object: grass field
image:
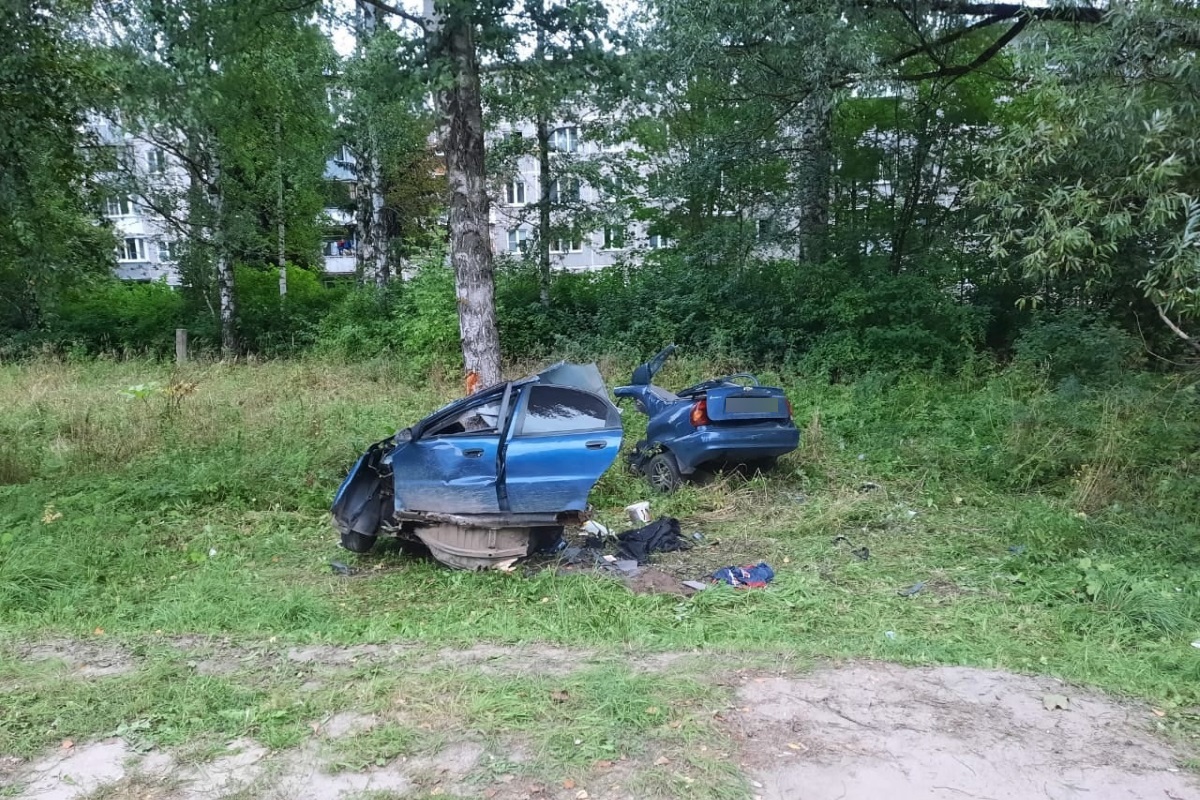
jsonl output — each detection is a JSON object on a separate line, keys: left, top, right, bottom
{"left": 1, "top": 356, "right": 1198, "bottom": 796}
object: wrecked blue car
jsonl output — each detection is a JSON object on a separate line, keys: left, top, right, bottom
{"left": 331, "top": 363, "right": 622, "bottom": 570}
{"left": 614, "top": 346, "right": 799, "bottom": 492}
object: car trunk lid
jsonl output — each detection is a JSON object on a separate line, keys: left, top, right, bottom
{"left": 702, "top": 385, "right": 791, "bottom": 423}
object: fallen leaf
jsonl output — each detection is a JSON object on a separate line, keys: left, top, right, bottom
{"left": 1152, "top": 708, "right": 1167, "bottom": 717}
{"left": 653, "top": 756, "right": 670, "bottom": 766}
{"left": 540, "top": 596, "right": 551, "bottom": 603}
{"left": 668, "top": 721, "right": 682, "bottom": 729}
{"left": 483, "top": 790, "right": 498, "bottom": 799}
{"left": 595, "top": 760, "right": 613, "bottom": 768}
{"left": 551, "top": 689, "right": 570, "bottom": 703}
{"left": 563, "top": 779, "right": 576, "bottom": 790}
{"left": 309, "top": 722, "right": 321, "bottom": 735}
{"left": 787, "top": 742, "right": 808, "bottom": 751}
{"left": 1043, "top": 693, "right": 1070, "bottom": 711}
{"left": 645, "top": 706, "right": 660, "bottom": 715}
{"left": 93, "top": 627, "right": 105, "bottom": 636}
{"left": 576, "top": 791, "right": 589, "bottom": 800}
{"left": 60, "top": 739, "right": 74, "bottom": 750}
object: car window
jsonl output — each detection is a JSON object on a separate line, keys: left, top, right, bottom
{"left": 425, "top": 398, "right": 503, "bottom": 437}
{"left": 518, "top": 385, "right": 616, "bottom": 436}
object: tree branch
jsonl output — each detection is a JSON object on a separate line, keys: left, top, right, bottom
{"left": 898, "top": 16, "right": 1028, "bottom": 81}
{"left": 358, "top": 0, "right": 429, "bottom": 29}
{"left": 883, "top": 13, "right": 1011, "bottom": 67}
{"left": 857, "top": 1, "right": 1105, "bottom": 25}
{"left": 1155, "top": 303, "right": 1200, "bottom": 354}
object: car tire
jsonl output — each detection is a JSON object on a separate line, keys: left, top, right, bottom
{"left": 646, "top": 451, "right": 683, "bottom": 493}
{"left": 340, "top": 530, "right": 378, "bottom": 553}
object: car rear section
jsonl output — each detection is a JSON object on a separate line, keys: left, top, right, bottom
{"left": 667, "top": 385, "right": 799, "bottom": 473}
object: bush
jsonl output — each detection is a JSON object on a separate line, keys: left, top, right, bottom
{"left": 50, "top": 279, "right": 185, "bottom": 356}
{"left": 1015, "top": 309, "right": 1141, "bottom": 383}
{"left": 235, "top": 266, "right": 346, "bottom": 357}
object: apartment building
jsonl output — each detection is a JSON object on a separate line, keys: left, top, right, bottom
{"left": 100, "top": 115, "right": 667, "bottom": 286}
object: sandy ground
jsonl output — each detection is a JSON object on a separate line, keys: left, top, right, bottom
{"left": 2, "top": 641, "right": 1196, "bottom": 800}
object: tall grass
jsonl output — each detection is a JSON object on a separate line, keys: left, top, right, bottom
{"left": 0, "top": 356, "right": 1197, "bottom": 706}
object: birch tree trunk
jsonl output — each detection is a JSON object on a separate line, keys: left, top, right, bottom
{"left": 276, "top": 115, "right": 287, "bottom": 297}
{"left": 427, "top": 2, "right": 502, "bottom": 386}
{"left": 792, "top": 86, "right": 834, "bottom": 264}
{"left": 355, "top": 0, "right": 391, "bottom": 287}
{"left": 211, "top": 160, "right": 238, "bottom": 356}
{"left": 536, "top": 112, "right": 552, "bottom": 307}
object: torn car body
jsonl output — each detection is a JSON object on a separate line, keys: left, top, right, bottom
{"left": 331, "top": 362, "right": 622, "bottom": 570}
{"left": 614, "top": 345, "right": 799, "bottom": 492}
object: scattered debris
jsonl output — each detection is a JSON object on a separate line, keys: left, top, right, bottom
{"left": 1191, "top": 640, "right": 1200, "bottom": 649}
{"left": 712, "top": 562, "right": 774, "bottom": 588}
{"left": 851, "top": 547, "right": 870, "bottom": 561}
{"left": 550, "top": 689, "right": 570, "bottom": 703}
{"left": 625, "top": 501, "right": 651, "bottom": 524}
{"left": 1043, "top": 693, "right": 1071, "bottom": 711}
{"left": 682, "top": 580, "right": 708, "bottom": 592}
{"left": 615, "top": 517, "right": 689, "bottom": 564}
{"left": 330, "top": 561, "right": 353, "bottom": 576}
{"left": 897, "top": 582, "right": 926, "bottom": 597}
{"left": 1008, "top": 545, "right": 1027, "bottom": 555}
{"left": 858, "top": 481, "right": 880, "bottom": 492}
{"left": 884, "top": 631, "right": 896, "bottom": 640}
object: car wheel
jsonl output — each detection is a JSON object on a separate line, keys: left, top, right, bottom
{"left": 340, "top": 530, "right": 378, "bottom": 553}
{"left": 646, "top": 451, "right": 683, "bottom": 493}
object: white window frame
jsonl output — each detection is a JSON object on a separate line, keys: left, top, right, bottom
{"left": 551, "top": 126, "right": 579, "bottom": 153}
{"left": 504, "top": 180, "right": 526, "bottom": 206}
{"left": 105, "top": 196, "right": 133, "bottom": 217}
{"left": 157, "top": 239, "right": 180, "bottom": 261}
{"left": 118, "top": 237, "right": 146, "bottom": 261}
{"left": 147, "top": 147, "right": 166, "bottom": 175}
{"left": 506, "top": 228, "right": 530, "bottom": 252}
{"left": 550, "top": 233, "right": 584, "bottom": 253}
{"left": 648, "top": 234, "right": 669, "bottom": 250}
{"left": 602, "top": 226, "right": 627, "bottom": 251}
{"left": 549, "top": 177, "right": 581, "bottom": 204}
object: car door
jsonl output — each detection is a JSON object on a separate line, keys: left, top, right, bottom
{"left": 501, "top": 383, "right": 622, "bottom": 513}
{"left": 390, "top": 387, "right": 511, "bottom": 514}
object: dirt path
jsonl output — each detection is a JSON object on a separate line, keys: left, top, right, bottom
{"left": 2, "top": 640, "right": 1196, "bottom": 800}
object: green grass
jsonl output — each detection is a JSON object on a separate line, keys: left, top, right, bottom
{"left": 1, "top": 355, "right": 1199, "bottom": 778}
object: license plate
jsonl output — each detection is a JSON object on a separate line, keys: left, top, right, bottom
{"left": 723, "top": 396, "right": 780, "bottom": 414}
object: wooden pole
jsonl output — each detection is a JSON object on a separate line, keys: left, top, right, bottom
{"left": 175, "top": 328, "right": 188, "bottom": 365}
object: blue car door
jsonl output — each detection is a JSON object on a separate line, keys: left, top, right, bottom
{"left": 502, "top": 384, "right": 622, "bottom": 512}
{"left": 390, "top": 388, "right": 509, "bottom": 514}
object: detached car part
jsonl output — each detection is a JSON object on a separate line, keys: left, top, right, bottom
{"left": 331, "top": 362, "right": 622, "bottom": 570}
{"left": 614, "top": 345, "right": 799, "bottom": 492}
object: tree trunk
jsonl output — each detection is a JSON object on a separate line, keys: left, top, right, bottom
{"left": 793, "top": 86, "right": 834, "bottom": 263}
{"left": 536, "top": 111, "right": 553, "bottom": 306}
{"left": 211, "top": 163, "right": 238, "bottom": 357}
{"left": 427, "top": 4, "right": 502, "bottom": 387}
{"left": 355, "top": 0, "right": 390, "bottom": 288}
{"left": 276, "top": 115, "right": 287, "bottom": 297}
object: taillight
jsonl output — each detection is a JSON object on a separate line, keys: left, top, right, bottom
{"left": 690, "top": 399, "right": 710, "bottom": 427}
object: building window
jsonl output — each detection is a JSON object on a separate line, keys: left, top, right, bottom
{"left": 118, "top": 237, "right": 146, "bottom": 261}
{"left": 335, "top": 144, "right": 353, "bottom": 162}
{"left": 602, "top": 226, "right": 626, "bottom": 250}
{"left": 550, "top": 232, "right": 583, "bottom": 253}
{"left": 505, "top": 180, "right": 526, "bottom": 206}
{"left": 646, "top": 172, "right": 663, "bottom": 196}
{"left": 147, "top": 147, "right": 166, "bottom": 175}
{"left": 105, "top": 196, "right": 133, "bottom": 217}
{"left": 648, "top": 233, "right": 668, "bottom": 250}
{"left": 549, "top": 177, "right": 580, "bottom": 204}
{"left": 157, "top": 239, "right": 180, "bottom": 261}
{"left": 755, "top": 219, "right": 773, "bottom": 240}
{"left": 551, "top": 126, "right": 579, "bottom": 153}
{"left": 506, "top": 228, "right": 530, "bottom": 252}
